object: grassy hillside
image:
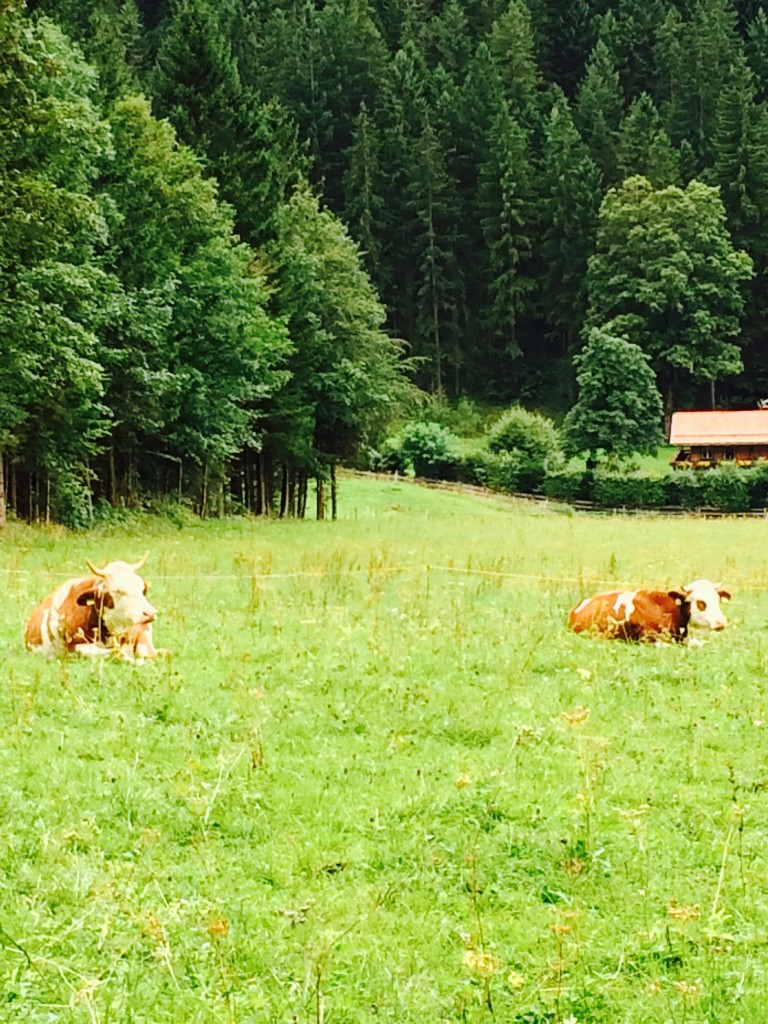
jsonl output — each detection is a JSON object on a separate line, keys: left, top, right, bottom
{"left": 3, "top": 477, "right": 768, "bottom": 1022}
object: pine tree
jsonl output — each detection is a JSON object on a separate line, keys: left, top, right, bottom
{"left": 342, "top": 101, "right": 385, "bottom": 282}
{"left": 709, "top": 54, "right": 768, "bottom": 381}
{"left": 596, "top": 0, "right": 668, "bottom": 101}
{"left": 658, "top": 0, "right": 743, "bottom": 167}
{"left": 527, "top": 0, "right": 597, "bottom": 98}
{"left": 476, "top": 102, "right": 534, "bottom": 387}
{"left": 538, "top": 93, "right": 604, "bottom": 356}
{"left": 408, "top": 117, "right": 463, "bottom": 394}
{"left": 575, "top": 38, "right": 624, "bottom": 183}
{"left": 489, "top": 0, "right": 541, "bottom": 118}
{"left": 617, "top": 93, "right": 680, "bottom": 185}
{"left": 746, "top": 9, "right": 768, "bottom": 103}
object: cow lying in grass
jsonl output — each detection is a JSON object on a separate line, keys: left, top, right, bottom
{"left": 568, "top": 579, "right": 730, "bottom": 643}
{"left": 25, "top": 554, "right": 159, "bottom": 662}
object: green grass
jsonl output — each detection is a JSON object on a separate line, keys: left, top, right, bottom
{"left": 3, "top": 476, "right": 768, "bottom": 1021}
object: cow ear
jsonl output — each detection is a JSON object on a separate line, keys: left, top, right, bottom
{"left": 718, "top": 589, "right": 731, "bottom": 602}
{"left": 76, "top": 589, "right": 96, "bottom": 606}
{"left": 668, "top": 590, "right": 686, "bottom": 605}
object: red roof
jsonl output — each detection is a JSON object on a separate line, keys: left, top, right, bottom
{"left": 669, "top": 409, "right": 768, "bottom": 445}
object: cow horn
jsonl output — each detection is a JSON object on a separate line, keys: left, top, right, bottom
{"left": 86, "top": 558, "right": 107, "bottom": 578}
{"left": 131, "top": 552, "right": 149, "bottom": 572}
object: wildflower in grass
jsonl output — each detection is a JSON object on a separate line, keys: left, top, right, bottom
{"left": 551, "top": 922, "right": 572, "bottom": 937}
{"left": 674, "top": 977, "right": 703, "bottom": 1004}
{"left": 456, "top": 773, "right": 472, "bottom": 789}
{"left": 507, "top": 969, "right": 526, "bottom": 989}
{"left": 208, "top": 917, "right": 229, "bottom": 941}
{"left": 561, "top": 706, "right": 590, "bottom": 728}
{"left": 667, "top": 899, "right": 701, "bottom": 922}
{"left": 142, "top": 912, "right": 166, "bottom": 945}
{"left": 561, "top": 856, "right": 586, "bottom": 877}
{"left": 576, "top": 668, "right": 592, "bottom": 681}
{"left": 515, "top": 724, "right": 543, "bottom": 746}
{"left": 462, "top": 950, "right": 502, "bottom": 977}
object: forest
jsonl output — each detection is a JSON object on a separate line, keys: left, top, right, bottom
{"left": 3, "top": 0, "right": 768, "bottom": 524}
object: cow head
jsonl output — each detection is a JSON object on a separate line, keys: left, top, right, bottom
{"left": 79, "top": 554, "right": 157, "bottom": 637}
{"left": 680, "top": 579, "right": 730, "bottom": 631}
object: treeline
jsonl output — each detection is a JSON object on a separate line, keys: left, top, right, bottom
{"left": 6, "top": 0, "right": 768, "bottom": 523}
{"left": 0, "top": 0, "right": 415, "bottom": 526}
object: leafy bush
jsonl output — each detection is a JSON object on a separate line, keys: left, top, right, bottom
{"left": 382, "top": 421, "right": 461, "bottom": 479}
{"left": 662, "top": 471, "right": 702, "bottom": 509}
{"left": 473, "top": 451, "right": 546, "bottom": 494}
{"left": 746, "top": 462, "right": 768, "bottom": 509}
{"left": 421, "top": 394, "right": 490, "bottom": 436}
{"left": 543, "top": 471, "right": 590, "bottom": 502}
{"left": 486, "top": 406, "right": 562, "bottom": 465}
{"left": 698, "top": 462, "right": 750, "bottom": 512}
{"left": 592, "top": 473, "right": 666, "bottom": 508}
{"left": 50, "top": 472, "right": 93, "bottom": 530}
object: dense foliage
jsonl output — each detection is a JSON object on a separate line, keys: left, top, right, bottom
{"left": 6, "top": 0, "right": 768, "bottom": 522}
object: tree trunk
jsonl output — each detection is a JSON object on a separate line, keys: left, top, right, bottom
{"left": 297, "top": 472, "right": 307, "bottom": 518}
{"left": 279, "top": 464, "right": 288, "bottom": 517}
{"left": 316, "top": 475, "right": 325, "bottom": 520}
{"left": 287, "top": 469, "right": 296, "bottom": 517}
{"left": 109, "top": 445, "right": 117, "bottom": 505}
{"left": 330, "top": 463, "right": 337, "bottom": 521}
{"left": 0, "top": 451, "right": 6, "bottom": 528}
{"left": 8, "top": 460, "right": 15, "bottom": 520}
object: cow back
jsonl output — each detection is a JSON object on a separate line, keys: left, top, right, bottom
{"left": 569, "top": 589, "right": 688, "bottom": 642}
{"left": 25, "top": 575, "right": 104, "bottom": 654}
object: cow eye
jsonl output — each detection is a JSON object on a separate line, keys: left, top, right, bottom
{"left": 696, "top": 599, "right": 706, "bottom": 611}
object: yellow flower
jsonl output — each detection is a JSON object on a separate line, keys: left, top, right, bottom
{"left": 561, "top": 706, "right": 590, "bottom": 728}
{"left": 462, "top": 951, "right": 502, "bottom": 978}
{"left": 667, "top": 899, "right": 701, "bottom": 922}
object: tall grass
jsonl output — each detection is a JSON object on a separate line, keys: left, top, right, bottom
{"left": 2, "top": 477, "right": 768, "bottom": 1021}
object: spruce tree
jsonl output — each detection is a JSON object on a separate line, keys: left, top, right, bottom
{"left": 617, "top": 93, "right": 680, "bottom": 185}
{"left": 575, "top": 38, "right": 624, "bottom": 183}
{"left": 538, "top": 93, "right": 604, "bottom": 356}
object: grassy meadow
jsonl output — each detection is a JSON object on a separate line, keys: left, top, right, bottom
{"left": 4, "top": 475, "right": 768, "bottom": 1022}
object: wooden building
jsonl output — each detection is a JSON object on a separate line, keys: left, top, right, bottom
{"left": 669, "top": 409, "right": 768, "bottom": 468}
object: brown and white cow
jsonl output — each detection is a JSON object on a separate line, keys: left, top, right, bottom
{"left": 568, "top": 579, "right": 730, "bottom": 643}
{"left": 25, "top": 554, "right": 158, "bottom": 661}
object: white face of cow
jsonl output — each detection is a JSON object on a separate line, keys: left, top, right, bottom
{"left": 89, "top": 558, "right": 157, "bottom": 637}
{"left": 683, "top": 579, "right": 729, "bottom": 632}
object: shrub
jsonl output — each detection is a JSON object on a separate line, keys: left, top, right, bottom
{"left": 746, "top": 462, "right": 768, "bottom": 509}
{"left": 662, "top": 471, "right": 702, "bottom": 510}
{"left": 50, "top": 472, "right": 93, "bottom": 530}
{"left": 698, "top": 462, "right": 750, "bottom": 512}
{"left": 543, "top": 471, "right": 590, "bottom": 502}
{"left": 592, "top": 473, "right": 666, "bottom": 508}
{"left": 384, "top": 420, "right": 462, "bottom": 479}
{"left": 421, "top": 394, "right": 489, "bottom": 436}
{"left": 473, "top": 451, "right": 546, "bottom": 494}
{"left": 486, "top": 406, "right": 562, "bottom": 465}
